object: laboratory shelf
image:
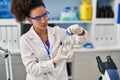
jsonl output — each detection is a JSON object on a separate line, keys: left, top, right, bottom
{"left": 48, "top": 20, "right": 92, "bottom": 24}
{"left": 0, "top": 49, "right": 20, "bottom": 55}
{"left": 95, "top": 18, "right": 116, "bottom": 24}
{"left": 73, "top": 46, "right": 120, "bottom": 53}
{"left": 0, "top": 19, "right": 18, "bottom": 25}
{"left": 24, "top": 20, "right": 92, "bottom": 24}
{"left": 0, "top": 9, "right": 9, "bottom": 11}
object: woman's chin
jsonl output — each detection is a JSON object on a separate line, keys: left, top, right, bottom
{"left": 41, "top": 26, "right": 47, "bottom": 30}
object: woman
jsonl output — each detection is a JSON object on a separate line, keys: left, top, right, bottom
{"left": 10, "top": 0, "right": 88, "bottom": 80}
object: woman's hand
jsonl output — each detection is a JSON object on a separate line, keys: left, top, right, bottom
{"left": 67, "top": 24, "right": 84, "bottom": 35}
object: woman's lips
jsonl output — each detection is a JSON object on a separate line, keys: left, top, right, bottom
{"left": 41, "top": 24, "right": 47, "bottom": 27}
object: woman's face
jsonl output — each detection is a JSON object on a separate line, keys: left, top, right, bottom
{"left": 29, "top": 6, "right": 48, "bottom": 31}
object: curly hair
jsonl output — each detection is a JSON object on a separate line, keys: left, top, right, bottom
{"left": 10, "top": 0, "right": 45, "bottom": 23}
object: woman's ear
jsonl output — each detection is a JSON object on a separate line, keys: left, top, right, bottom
{"left": 28, "top": 18, "right": 33, "bottom": 24}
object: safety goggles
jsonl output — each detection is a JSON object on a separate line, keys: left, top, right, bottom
{"left": 29, "top": 11, "right": 50, "bottom": 21}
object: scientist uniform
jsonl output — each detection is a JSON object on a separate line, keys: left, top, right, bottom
{"left": 20, "top": 26, "right": 87, "bottom": 80}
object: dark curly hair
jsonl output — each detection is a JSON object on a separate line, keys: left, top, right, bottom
{"left": 10, "top": 0, "right": 45, "bottom": 23}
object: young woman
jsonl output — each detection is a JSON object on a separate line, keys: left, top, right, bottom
{"left": 10, "top": 0, "right": 88, "bottom": 80}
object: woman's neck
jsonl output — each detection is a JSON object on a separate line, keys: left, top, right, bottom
{"left": 38, "top": 30, "right": 47, "bottom": 36}
{"left": 34, "top": 27, "right": 48, "bottom": 42}
{"left": 33, "top": 26, "right": 47, "bottom": 34}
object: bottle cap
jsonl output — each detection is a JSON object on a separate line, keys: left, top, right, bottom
{"left": 59, "top": 41, "right": 63, "bottom": 45}
{"left": 66, "top": 30, "right": 73, "bottom": 35}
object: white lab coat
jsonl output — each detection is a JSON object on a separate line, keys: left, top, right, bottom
{"left": 20, "top": 26, "right": 88, "bottom": 80}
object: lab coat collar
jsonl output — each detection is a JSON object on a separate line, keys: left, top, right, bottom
{"left": 28, "top": 25, "right": 56, "bottom": 53}
{"left": 28, "top": 26, "right": 39, "bottom": 39}
{"left": 28, "top": 25, "right": 55, "bottom": 58}
{"left": 28, "top": 25, "right": 55, "bottom": 39}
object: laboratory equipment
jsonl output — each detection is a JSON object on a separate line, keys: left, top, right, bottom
{"left": 73, "top": 6, "right": 79, "bottom": 20}
{"left": 117, "top": 3, "right": 120, "bottom": 23}
{"left": 0, "top": 46, "right": 13, "bottom": 80}
{"left": 60, "top": 7, "right": 70, "bottom": 21}
{"left": 61, "top": 31, "right": 74, "bottom": 56}
{"left": 83, "top": 42, "right": 94, "bottom": 48}
{"left": 96, "top": 56, "right": 120, "bottom": 80}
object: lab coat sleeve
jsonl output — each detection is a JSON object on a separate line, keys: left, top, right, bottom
{"left": 20, "top": 36, "right": 55, "bottom": 76}
{"left": 55, "top": 26, "right": 88, "bottom": 45}
{"left": 67, "top": 30, "right": 88, "bottom": 59}
{"left": 73, "top": 30, "right": 88, "bottom": 45}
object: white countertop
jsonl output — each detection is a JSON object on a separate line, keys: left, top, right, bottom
{"left": 1, "top": 46, "right": 120, "bottom": 54}
{"left": 73, "top": 46, "right": 120, "bottom": 52}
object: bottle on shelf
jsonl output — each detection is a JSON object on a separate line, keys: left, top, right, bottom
{"left": 67, "top": 7, "right": 74, "bottom": 21}
{"left": 0, "top": 0, "right": 14, "bottom": 18}
{"left": 73, "top": 6, "right": 79, "bottom": 20}
{"left": 80, "top": 0, "right": 92, "bottom": 21}
{"left": 60, "top": 6, "right": 80, "bottom": 21}
{"left": 96, "top": 6, "right": 101, "bottom": 18}
{"left": 60, "top": 7, "right": 70, "bottom": 21}
{"left": 100, "top": 6, "right": 105, "bottom": 18}
{"left": 96, "top": 0, "right": 114, "bottom": 18}
{"left": 107, "top": 6, "right": 114, "bottom": 18}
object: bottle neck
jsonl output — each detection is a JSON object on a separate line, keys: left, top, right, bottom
{"left": 82, "top": 1, "right": 88, "bottom": 4}
{"left": 82, "top": 0, "right": 90, "bottom": 4}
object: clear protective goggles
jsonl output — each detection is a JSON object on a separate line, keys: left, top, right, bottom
{"left": 29, "top": 11, "right": 50, "bottom": 21}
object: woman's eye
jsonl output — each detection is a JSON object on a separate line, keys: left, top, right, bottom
{"left": 36, "top": 18, "right": 40, "bottom": 20}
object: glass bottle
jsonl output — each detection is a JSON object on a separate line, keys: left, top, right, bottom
{"left": 61, "top": 30, "right": 74, "bottom": 56}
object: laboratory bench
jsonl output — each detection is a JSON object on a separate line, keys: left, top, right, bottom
{"left": 72, "top": 47, "right": 120, "bottom": 80}
{"left": 0, "top": 46, "right": 120, "bottom": 80}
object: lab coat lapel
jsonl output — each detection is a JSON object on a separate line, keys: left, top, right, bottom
{"left": 28, "top": 26, "right": 44, "bottom": 48}
{"left": 28, "top": 26, "right": 57, "bottom": 59}
{"left": 47, "top": 26, "right": 56, "bottom": 58}
{"left": 28, "top": 26, "right": 48, "bottom": 59}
